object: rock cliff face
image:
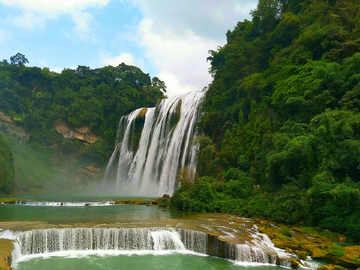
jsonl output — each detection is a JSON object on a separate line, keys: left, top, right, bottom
{"left": 53, "top": 120, "right": 101, "bottom": 144}
{"left": 0, "top": 110, "right": 28, "bottom": 142}
{"left": 0, "top": 111, "right": 103, "bottom": 193}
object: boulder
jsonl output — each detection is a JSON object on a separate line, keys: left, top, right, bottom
{"left": 290, "top": 258, "right": 302, "bottom": 269}
{"left": 295, "top": 250, "right": 308, "bottom": 260}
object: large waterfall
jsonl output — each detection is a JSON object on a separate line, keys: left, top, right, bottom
{"left": 102, "top": 91, "right": 205, "bottom": 196}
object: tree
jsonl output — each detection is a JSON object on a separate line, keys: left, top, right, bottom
{"left": 10, "top": 53, "right": 29, "bottom": 66}
{"left": 152, "top": 77, "right": 167, "bottom": 93}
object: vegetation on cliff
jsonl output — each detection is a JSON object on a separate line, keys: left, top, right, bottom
{"left": 171, "top": 0, "right": 360, "bottom": 242}
{"left": 0, "top": 58, "right": 166, "bottom": 192}
{"left": 0, "top": 58, "right": 166, "bottom": 164}
{"left": 0, "top": 133, "right": 14, "bottom": 194}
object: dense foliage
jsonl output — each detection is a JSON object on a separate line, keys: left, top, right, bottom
{"left": 172, "top": 0, "right": 360, "bottom": 241}
{"left": 0, "top": 133, "right": 14, "bottom": 194}
{"left": 0, "top": 59, "right": 166, "bottom": 163}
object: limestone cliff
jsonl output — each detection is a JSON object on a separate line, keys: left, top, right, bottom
{"left": 53, "top": 120, "right": 101, "bottom": 144}
{"left": 0, "top": 111, "right": 103, "bottom": 193}
{"left": 0, "top": 110, "right": 28, "bottom": 142}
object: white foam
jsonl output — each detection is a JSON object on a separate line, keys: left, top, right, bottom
{"left": 16, "top": 249, "right": 207, "bottom": 263}
{"left": 13, "top": 201, "right": 116, "bottom": 207}
{"left": 0, "top": 229, "right": 17, "bottom": 239}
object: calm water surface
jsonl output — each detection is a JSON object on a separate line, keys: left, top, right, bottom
{"left": 0, "top": 203, "right": 190, "bottom": 224}
{"left": 0, "top": 194, "right": 191, "bottom": 223}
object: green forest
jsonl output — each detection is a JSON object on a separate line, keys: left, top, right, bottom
{"left": 0, "top": 58, "right": 166, "bottom": 162}
{"left": 171, "top": 0, "right": 360, "bottom": 242}
{"left": 0, "top": 57, "right": 166, "bottom": 193}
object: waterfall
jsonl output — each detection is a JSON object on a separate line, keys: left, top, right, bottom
{"left": 14, "top": 201, "right": 116, "bottom": 207}
{"left": 8, "top": 228, "right": 207, "bottom": 258}
{"left": 235, "top": 245, "right": 276, "bottom": 264}
{"left": 0, "top": 227, "right": 298, "bottom": 268}
{"left": 101, "top": 91, "right": 205, "bottom": 196}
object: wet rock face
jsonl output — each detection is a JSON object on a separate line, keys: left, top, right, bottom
{"left": 0, "top": 110, "right": 28, "bottom": 142}
{"left": 207, "top": 234, "right": 237, "bottom": 260}
{"left": 0, "top": 239, "right": 13, "bottom": 270}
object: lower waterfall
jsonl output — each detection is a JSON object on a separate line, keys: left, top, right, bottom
{"left": 17, "top": 228, "right": 207, "bottom": 255}
{"left": 101, "top": 91, "right": 205, "bottom": 196}
{"left": 3, "top": 227, "right": 287, "bottom": 268}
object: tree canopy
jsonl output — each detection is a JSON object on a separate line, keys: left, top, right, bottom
{"left": 172, "top": 0, "right": 360, "bottom": 241}
{"left": 0, "top": 58, "right": 166, "bottom": 164}
{"left": 10, "top": 53, "right": 29, "bottom": 66}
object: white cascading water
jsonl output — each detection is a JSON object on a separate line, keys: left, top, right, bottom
{"left": 17, "top": 228, "right": 197, "bottom": 255}
{"left": 14, "top": 201, "right": 115, "bottom": 207}
{"left": 2, "top": 227, "right": 207, "bottom": 267}
{"left": 0, "top": 227, "right": 316, "bottom": 268}
{"left": 101, "top": 91, "right": 206, "bottom": 196}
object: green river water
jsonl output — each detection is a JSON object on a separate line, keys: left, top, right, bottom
{"left": 16, "top": 253, "right": 285, "bottom": 270}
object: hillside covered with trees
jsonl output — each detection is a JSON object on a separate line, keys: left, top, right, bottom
{"left": 171, "top": 0, "right": 360, "bottom": 241}
{"left": 0, "top": 57, "right": 166, "bottom": 192}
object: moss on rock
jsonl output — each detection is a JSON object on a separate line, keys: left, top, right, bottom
{"left": 0, "top": 239, "right": 13, "bottom": 270}
{"left": 258, "top": 224, "right": 360, "bottom": 269}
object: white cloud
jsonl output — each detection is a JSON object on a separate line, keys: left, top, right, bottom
{"left": 0, "top": 0, "right": 110, "bottom": 13}
{"left": 99, "top": 51, "right": 145, "bottom": 70}
{"left": 9, "top": 10, "right": 48, "bottom": 30}
{"left": 157, "top": 71, "right": 197, "bottom": 98}
{"left": 0, "top": 0, "right": 110, "bottom": 40}
{"left": 130, "top": 1, "right": 257, "bottom": 97}
{"left": 131, "top": 0, "right": 257, "bottom": 40}
{"left": 70, "top": 11, "right": 98, "bottom": 42}
{"left": 138, "top": 17, "right": 216, "bottom": 96}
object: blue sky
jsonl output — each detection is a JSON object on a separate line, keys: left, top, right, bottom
{"left": 0, "top": 0, "right": 257, "bottom": 97}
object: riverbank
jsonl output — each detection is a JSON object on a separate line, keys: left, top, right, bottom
{"left": 256, "top": 221, "right": 360, "bottom": 269}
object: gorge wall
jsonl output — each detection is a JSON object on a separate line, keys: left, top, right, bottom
{"left": 53, "top": 120, "right": 101, "bottom": 144}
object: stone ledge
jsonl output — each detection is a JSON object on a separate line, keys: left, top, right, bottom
{"left": 0, "top": 239, "right": 13, "bottom": 270}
